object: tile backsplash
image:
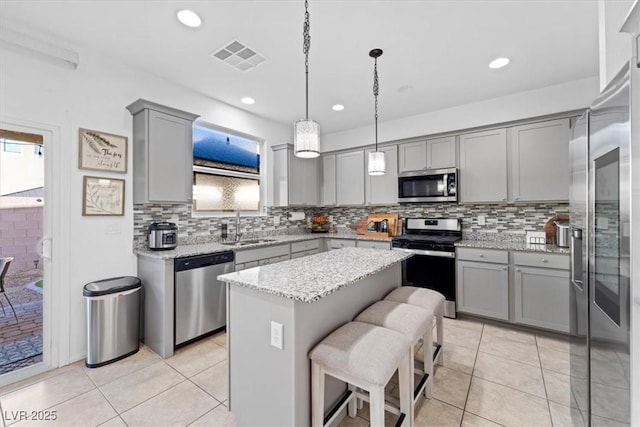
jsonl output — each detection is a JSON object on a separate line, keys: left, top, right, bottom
{"left": 134, "top": 202, "right": 568, "bottom": 247}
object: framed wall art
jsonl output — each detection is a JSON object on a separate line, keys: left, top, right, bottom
{"left": 79, "top": 128, "right": 127, "bottom": 173}
{"left": 82, "top": 176, "right": 125, "bottom": 216}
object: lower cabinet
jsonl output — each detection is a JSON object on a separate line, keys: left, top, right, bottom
{"left": 513, "top": 251, "right": 570, "bottom": 333}
{"left": 326, "top": 239, "right": 357, "bottom": 250}
{"left": 356, "top": 240, "right": 391, "bottom": 250}
{"left": 235, "top": 244, "right": 290, "bottom": 271}
{"left": 457, "top": 259, "right": 509, "bottom": 320}
{"left": 290, "top": 239, "right": 321, "bottom": 259}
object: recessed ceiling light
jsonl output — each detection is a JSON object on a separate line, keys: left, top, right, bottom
{"left": 332, "top": 104, "right": 345, "bottom": 111}
{"left": 241, "top": 97, "right": 255, "bottom": 105}
{"left": 177, "top": 10, "right": 201, "bottom": 28}
{"left": 397, "top": 85, "right": 413, "bottom": 93}
{"left": 489, "top": 57, "right": 510, "bottom": 69}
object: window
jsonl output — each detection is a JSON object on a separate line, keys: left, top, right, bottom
{"left": 192, "top": 123, "right": 262, "bottom": 213}
{"left": 2, "top": 140, "right": 22, "bottom": 153}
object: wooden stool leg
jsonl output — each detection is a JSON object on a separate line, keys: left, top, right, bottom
{"left": 369, "top": 386, "right": 386, "bottom": 427}
{"left": 398, "top": 352, "right": 413, "bottom": 427}
{"left": 347, "top": 384, "right": 357, "bottom": 418}
{"left": 311, "top": 362, "right": 325, "bottom": 427}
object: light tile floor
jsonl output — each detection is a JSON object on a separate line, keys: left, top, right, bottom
{"left": 0, "top": 317, "right": 583, "bottom": 426}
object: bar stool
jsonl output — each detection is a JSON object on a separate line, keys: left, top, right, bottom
{"left": 355, "top": 300, "right": 434, "bottom": 403}
{"left": 385, "top": 287, "right": 445, "bottom": 366}
{"left": 309, "top": 321, "right": 413, "bottom": 427}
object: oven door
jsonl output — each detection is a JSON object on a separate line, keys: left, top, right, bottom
{"left": 395, "top": 248, "right": 457, "bottom": 318}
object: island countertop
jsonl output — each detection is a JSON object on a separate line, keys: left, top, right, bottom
{"left": 218, "top": 247, "right": 411, "bottom": 303}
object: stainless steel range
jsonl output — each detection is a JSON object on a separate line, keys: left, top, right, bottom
{"left": 392, "top": 218, "right": 461, "bottom": 318}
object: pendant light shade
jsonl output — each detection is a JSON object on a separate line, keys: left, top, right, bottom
{"left": 294, "top": 0, "right": 320, "bottom": 158}
{"left": 368, "top": 150, "right": 386, "bottom": 175}
{"left": 368, "top": 48, "right": 385, "bottom": 176}
{"left": 294, "top": 119, "right": 320, "bottom": 158}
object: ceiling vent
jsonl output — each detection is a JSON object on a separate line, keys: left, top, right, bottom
{"left": 211, "top": 40, "right": 266, "bottom": 71}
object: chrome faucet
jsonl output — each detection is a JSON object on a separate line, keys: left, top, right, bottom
{"left": 235, "top": 210, "right": 243, "bottom": 242}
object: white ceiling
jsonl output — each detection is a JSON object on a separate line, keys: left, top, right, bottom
{"left": 0, "top": 0, "right": 599, "bottom": 134}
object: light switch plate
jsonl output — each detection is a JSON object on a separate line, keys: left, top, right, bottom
{"left": 273, "top": 215, "right": 280, "bottom": 226}
{"left": 270, "top": 321, "right": 283, "bottom": 350}
{"left": 477, "top": 215, "right": 486, "bottom": 226}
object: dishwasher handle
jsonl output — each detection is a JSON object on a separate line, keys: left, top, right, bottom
{"left": 175, "top": 251, "right": 234, "bottom": 272}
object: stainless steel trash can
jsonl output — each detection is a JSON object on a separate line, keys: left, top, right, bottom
{"left": 83, "top": 276, "right": 142, "bottom": 368}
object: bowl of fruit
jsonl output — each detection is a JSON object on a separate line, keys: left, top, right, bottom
{"left": 309, "top": 216, "right": 330, "bottom": 233}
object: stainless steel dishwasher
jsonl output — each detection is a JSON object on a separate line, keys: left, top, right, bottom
{"left": 174, "top": 251, "right": 234, "bottom": 347}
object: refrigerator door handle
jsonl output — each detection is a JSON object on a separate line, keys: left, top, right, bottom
{"left": 570, "top": 228, "right": 583, "bottom": 290}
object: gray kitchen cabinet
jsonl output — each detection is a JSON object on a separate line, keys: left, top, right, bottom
{"left": 271, "top": 144, "right": 319, "bottom": 206}
{"left": 513, "top": 252, "right": 570, "bottom": 333}
{"left": 326, "top": 239, "right": 357, "bottom": 250}
{"left": 398, "top": 140, "right": 427, "bottom": 172}
{"left": 456, "top": 248, "right": 509, "bottom": 320}
{"left": 459, "top": 128, "right": 508, "bottom": 203}
{"left": 356, "top": 240, "right": 391, "bottom": 250}
{"left": 426, "top": 136, "right": 457, "bottom": 169}
{"left": 336, "top": 150, "right": 365, "bottom": 205}
{"left": 365, "top": 145, "right": 398, "bottom": 205}
{"left": 235, "top": 244, "right": 290, "bottom": 268}
{"left": 126, "top": 99, "right": 199, "bottom": 204}
{"left": 290, "top": 239, "right": 322, "bottom": 258}
{"left": 510, "top": 118, "right": 570, "bottom": 202}
{"left": 321, "top": 154, "right": 336, "bottom": 206}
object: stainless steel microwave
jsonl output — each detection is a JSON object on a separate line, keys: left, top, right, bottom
{"left": 398, "top": 167, "right": 457, "bottom": 203}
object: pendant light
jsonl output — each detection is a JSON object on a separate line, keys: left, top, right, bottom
{"left": 368, "top": 48, "right": 385, "bottom": 175}
{"left": 294, "top": 0, "right": 320, "bottom": 158}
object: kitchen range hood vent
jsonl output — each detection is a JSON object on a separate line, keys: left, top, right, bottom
{"left": 211, "top": 40, "right": 266, "bottom": 72}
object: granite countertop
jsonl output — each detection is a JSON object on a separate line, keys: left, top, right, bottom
{"left": 456, "top": 239, "right": 570, "bottom": 255}
{"left": 218, "top": 247, "right": 411, "bottom": 303}
{"left": 134, "top": 233, "right": 393, "bottom": 260}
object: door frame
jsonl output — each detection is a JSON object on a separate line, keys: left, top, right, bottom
{"left": 0, "top": 116, "right": 70, "bottom": 386}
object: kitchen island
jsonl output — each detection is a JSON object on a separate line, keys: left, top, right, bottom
{"left": 218, "top": 247, "right": 412, "bottom": 427}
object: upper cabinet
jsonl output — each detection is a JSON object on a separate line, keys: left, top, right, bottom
{"left": 398, "top": 136, "right": 457, "bottom": 172}
{"left": 365, "top": 145, "right": 398, "bottom": 205}
{"left": 271, "top": 144, "right": 319, "bottom": 207}
{"left": 509, "top": 118, "right": 570, "bottom": 202}
{"left": 321, "top": 154, "right": 337, "bottom": 206}
{"left": 459, "top": 128, "right": 508, "bottom": 203}
{"left": 336, "top": 150, "right": 365, "bottom": 206}
{"left": 398, "top": 140, "right": 427, "bottom": 172}
{"left": 126, "top": 99, "right": 199, "bottom": 204}
{"left": 426, "top": 136, "right": 457, "bottom": 169}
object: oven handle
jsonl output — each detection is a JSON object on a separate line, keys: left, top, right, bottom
{"left": 392, "top": 247, "right": 455, "bottom": 258}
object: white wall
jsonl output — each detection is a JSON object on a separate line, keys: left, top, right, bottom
{"left": 598, "top": 0, "right": 635, "bottom": 89}
{"left": 322, "top": 76, "right": 600, "bottom": 152}
{"left": 0, "top": 40, "right": 290, "bottom": 364}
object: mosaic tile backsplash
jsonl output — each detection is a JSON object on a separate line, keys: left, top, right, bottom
{"left": 133, "top": 202, "right": 569, "bottom": 247}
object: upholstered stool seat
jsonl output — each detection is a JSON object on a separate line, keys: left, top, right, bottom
{"left": 309, "top": 321, "right": 413, "bottom": 427}
{"left": 385, "top": 287, "right": 445, "bottom": 366}
{"left": 355, "top": 300, "right": 434, "bottom": 402}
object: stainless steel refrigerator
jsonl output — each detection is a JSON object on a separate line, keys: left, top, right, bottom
{"left": 569, "top": 62, "right": 631, "bottom": 426}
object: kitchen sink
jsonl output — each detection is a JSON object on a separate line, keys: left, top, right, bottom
{"left": 224, "top": 238, "right": 277, "bottom": 246}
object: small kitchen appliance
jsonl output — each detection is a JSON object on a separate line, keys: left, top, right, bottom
{"left": 392, "top": 217, "right": 461, "bottom": 317}
{"left": 148, "top": 222, "right": 178, "bottom": 250}
{"left": 554, "top": 221, "right": 570, "bottom": 248}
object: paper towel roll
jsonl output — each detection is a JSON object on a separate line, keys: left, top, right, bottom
{"left": 289, "top": 212, "right": 305, "bottom": 221}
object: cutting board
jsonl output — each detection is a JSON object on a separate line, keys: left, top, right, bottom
{"left": 364, "top": 213, "right": 399, "bottom": 238}
{"left": 544, "top": 214, "right": 569, "bottom": 244}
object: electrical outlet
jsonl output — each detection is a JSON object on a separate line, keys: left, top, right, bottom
{"left": 328, "top": 215, "right": 334, "bottom": 222}
{"left": 273, "top": 215, "right": 281, "bottom": 226}
{"left": 271, "top": 321, "right": 283, "bottom": 349}
{"left": 477, "top": 215, "right": 486, "bottom": 226}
